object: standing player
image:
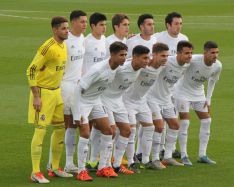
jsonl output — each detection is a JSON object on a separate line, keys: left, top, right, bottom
{"left": 155, "top": 12, "right": 188, "bottom": 56}
{"left": 26, "top": 16, "right": 72, "bottom": 184}
{"left": 174, "top": 41, "right": 222, "bottom": 165}
{"left": 73, "top": 42, "right": 128, "bottom": 181}
{"left": 82, "top": 12, "right": 107, "bottom": 74}
{"left": 122, "top": 43, "right": 168, "bottom": 171}
{"left": 62, "top": 10, "right": 87, "bottom": 174}
{"left": 126, "top": 13, "right": 156, "bottom": 161}
{"left": 105, "top": 13, "right": 130, "bottom": 58}
{"left": 81, "top": 12, "right": 107, "bottom": 167}
{"left": 126, "top": 13, "right": 156, "bottom": 58}
{"left": 47, "top": 10, "right": 87, "bottom": 176}
{"left": 101, "top": 45, "right": 150, "bottom": 174}
{"left": 148, "top": 12, "right": 189, "bottom": 160}
{"left": 146, "top": 41, "right": 193, "bottom": 167}
{"left": 87, "top": 13, "right": 130, "bottom": 169}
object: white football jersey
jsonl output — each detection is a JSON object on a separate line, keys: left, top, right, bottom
{"left": 105, "top": 34, "right": 127, "bottom": 59}
{"left": 101, "top": 59, "right": 141, "bottom": 112}
{"left": 126, "top": 33, "right": 157, "bottom": 58}
{"left": 146, "top": 56, "right": 189, "bottom": 106}
{"left": 62, "top": 32, "right": 85, "bottom": 82}
{"left": 154, "top": 31, "right": 188, "bottom": 56}
{"left": 173, "top": 54, "right": 222, "bottom": 101}
{"left": 79, "top": 59, "right": 117, "bottom": 106}
{"left": 123, "top": 65, "right": 163, "bottom": 106}
{"left": 82, "top": 33, "right": 106, "bottom": 74}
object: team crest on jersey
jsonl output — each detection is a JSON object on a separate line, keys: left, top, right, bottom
{"left": 71, "top": 45, "right": 75, "bottom": 49}
{"left": 152, "top": 112, "right": 157, "bottom": 118}
{"left": 80, "top": 116, "right": 84, "bottom": 123}
{"left": 40, "top": 114, "right": 46, "bottom": 121}
{"left": 196, "top": 70, "right": 200, "bottom": 74}
{"left": 180, "top": 104, "right": 185, "bottom": 110}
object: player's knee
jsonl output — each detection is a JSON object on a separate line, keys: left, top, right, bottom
{"left": 168, "top": 122, "right": 179, "bottom": 130}
{"left": 101, "top": 126, "right": 113, "bottom": 135}
{"left": 155, "top": 126, "right": 164, "bottom": 133}
{"left": 79, "top": 125, "right": 90, "bottom": 139}
{"left": 201, "top": 118, "right": 211, "bottom": 126}
{"left": 121, "top": 126, "right": 131, "bottom": 137}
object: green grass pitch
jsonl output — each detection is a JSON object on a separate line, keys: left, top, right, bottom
{"left": 0, "top": 0, "right": 234, "bottom": 186}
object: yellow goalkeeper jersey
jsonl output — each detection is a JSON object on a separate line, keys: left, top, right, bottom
{"left": 26, "top": 37, "right": 67, "bottom": 89}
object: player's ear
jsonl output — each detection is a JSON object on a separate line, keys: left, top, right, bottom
{"left": 91, "top": 23, "right": 95, "bottom": 29}
{"left": 114, "top": 25, "right": 118, "bottom": 32}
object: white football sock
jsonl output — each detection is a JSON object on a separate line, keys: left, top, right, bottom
{"left": 178, "top": 120, "right": 190, "bottom": 158}
{"left": 136, "top": 124, "right": 143, "bottom": 155}
{"left": 160, "top": 122, "right": 167, "bottom": 151}
{"left": 113, "top": 135, "right": 129, "bottom": 168}
{"left": 164, "top": 128, "right": 178, "bottom": 159}
{"left": 126, "top": 127, "right": 136, "bottom": 166}
{"left": 90, "top": 127, "right": 101, "bottom": 162}
{"left": 151, "top": 131, "right": 162, "bottom": 161}
{"left": 98, "top": 134, "right": 112, "bottom": 170}
{"left": 106, "top": 139, "right": 114, "bottom": 167}
{"left": 141, "top": 126, "right": 154, "bottom": 164}
{"left": 77, "top": 137, "right": 89, "bottom": 173}
{"left": 199, "top": 118, "right": 211, "bottom": 157}
{"left": 65, "top": 128, "right": 76, "bottom": 166}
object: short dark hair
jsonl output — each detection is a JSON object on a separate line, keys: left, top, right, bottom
{"left": 112, "top": 13, "right": 129, "bottom": 32}
{"left": 152, "top": 43, "right": 169, "bottom": 53}
{"left": 137, "top": 14, "right": 154, "bottom": 28}
{"left": 177, "top": 41, "right": 193, "bottom": 53}
{"left": 165, "top": 12, "right": 182, "bottom": 26}
{"left": 51, "top": 16, "right": 68, "bottom": 28}
{"left": 204, "top": 41, "right": 218, "bottom": 51}
{"left": 110, "top": 41, "right": 128, "bottom": 54}
{"left": 70, "top": 10, "right": 87, "bottom": 21}
{"left": 132, "top": 45, "right": 150, "bottom": 56}
{"left": 89, "top": 12, "right": 107, "bottom": 27}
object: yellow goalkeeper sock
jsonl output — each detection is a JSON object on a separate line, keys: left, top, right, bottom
{"left": 51, "top": 124, "right": 65, "bottom": 170}
{"left": 31, "top": 126, "right": 46, "bottom": 173}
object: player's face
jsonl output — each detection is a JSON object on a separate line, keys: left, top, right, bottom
{"left": 112, "top": 50, "right": 127, "bottom": 66}
{"left": 141, "top": 18, "right": 154, "bottom": 36}
{"left": 178, "top": 47, "right": 193, "bottom": 64}
{"left": 115, "top": 19, "right": 129, "bottom": 37}
{"left": 204, "top": 48, "right": 219, "bottom": 65}
{"left": 54, "top": 22, "right": 69, "bottom": 41}
{"left": 92, "top": 21, "right": 106, "bottom": 36}
{"left": 167, "top": 17, "right": 182, "bottom": 36}
{"left": 152, "top": 50, "right": 169, "bottom": 67}
{"left": 73, "top": 16, "right": 87, "bottom": 33}
{"left": 134, "top": 53, "right": 150, "bottom": 68}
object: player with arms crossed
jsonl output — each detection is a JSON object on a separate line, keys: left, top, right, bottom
{"left": 174, "top": 41, "right": 222, "bottom": 165}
